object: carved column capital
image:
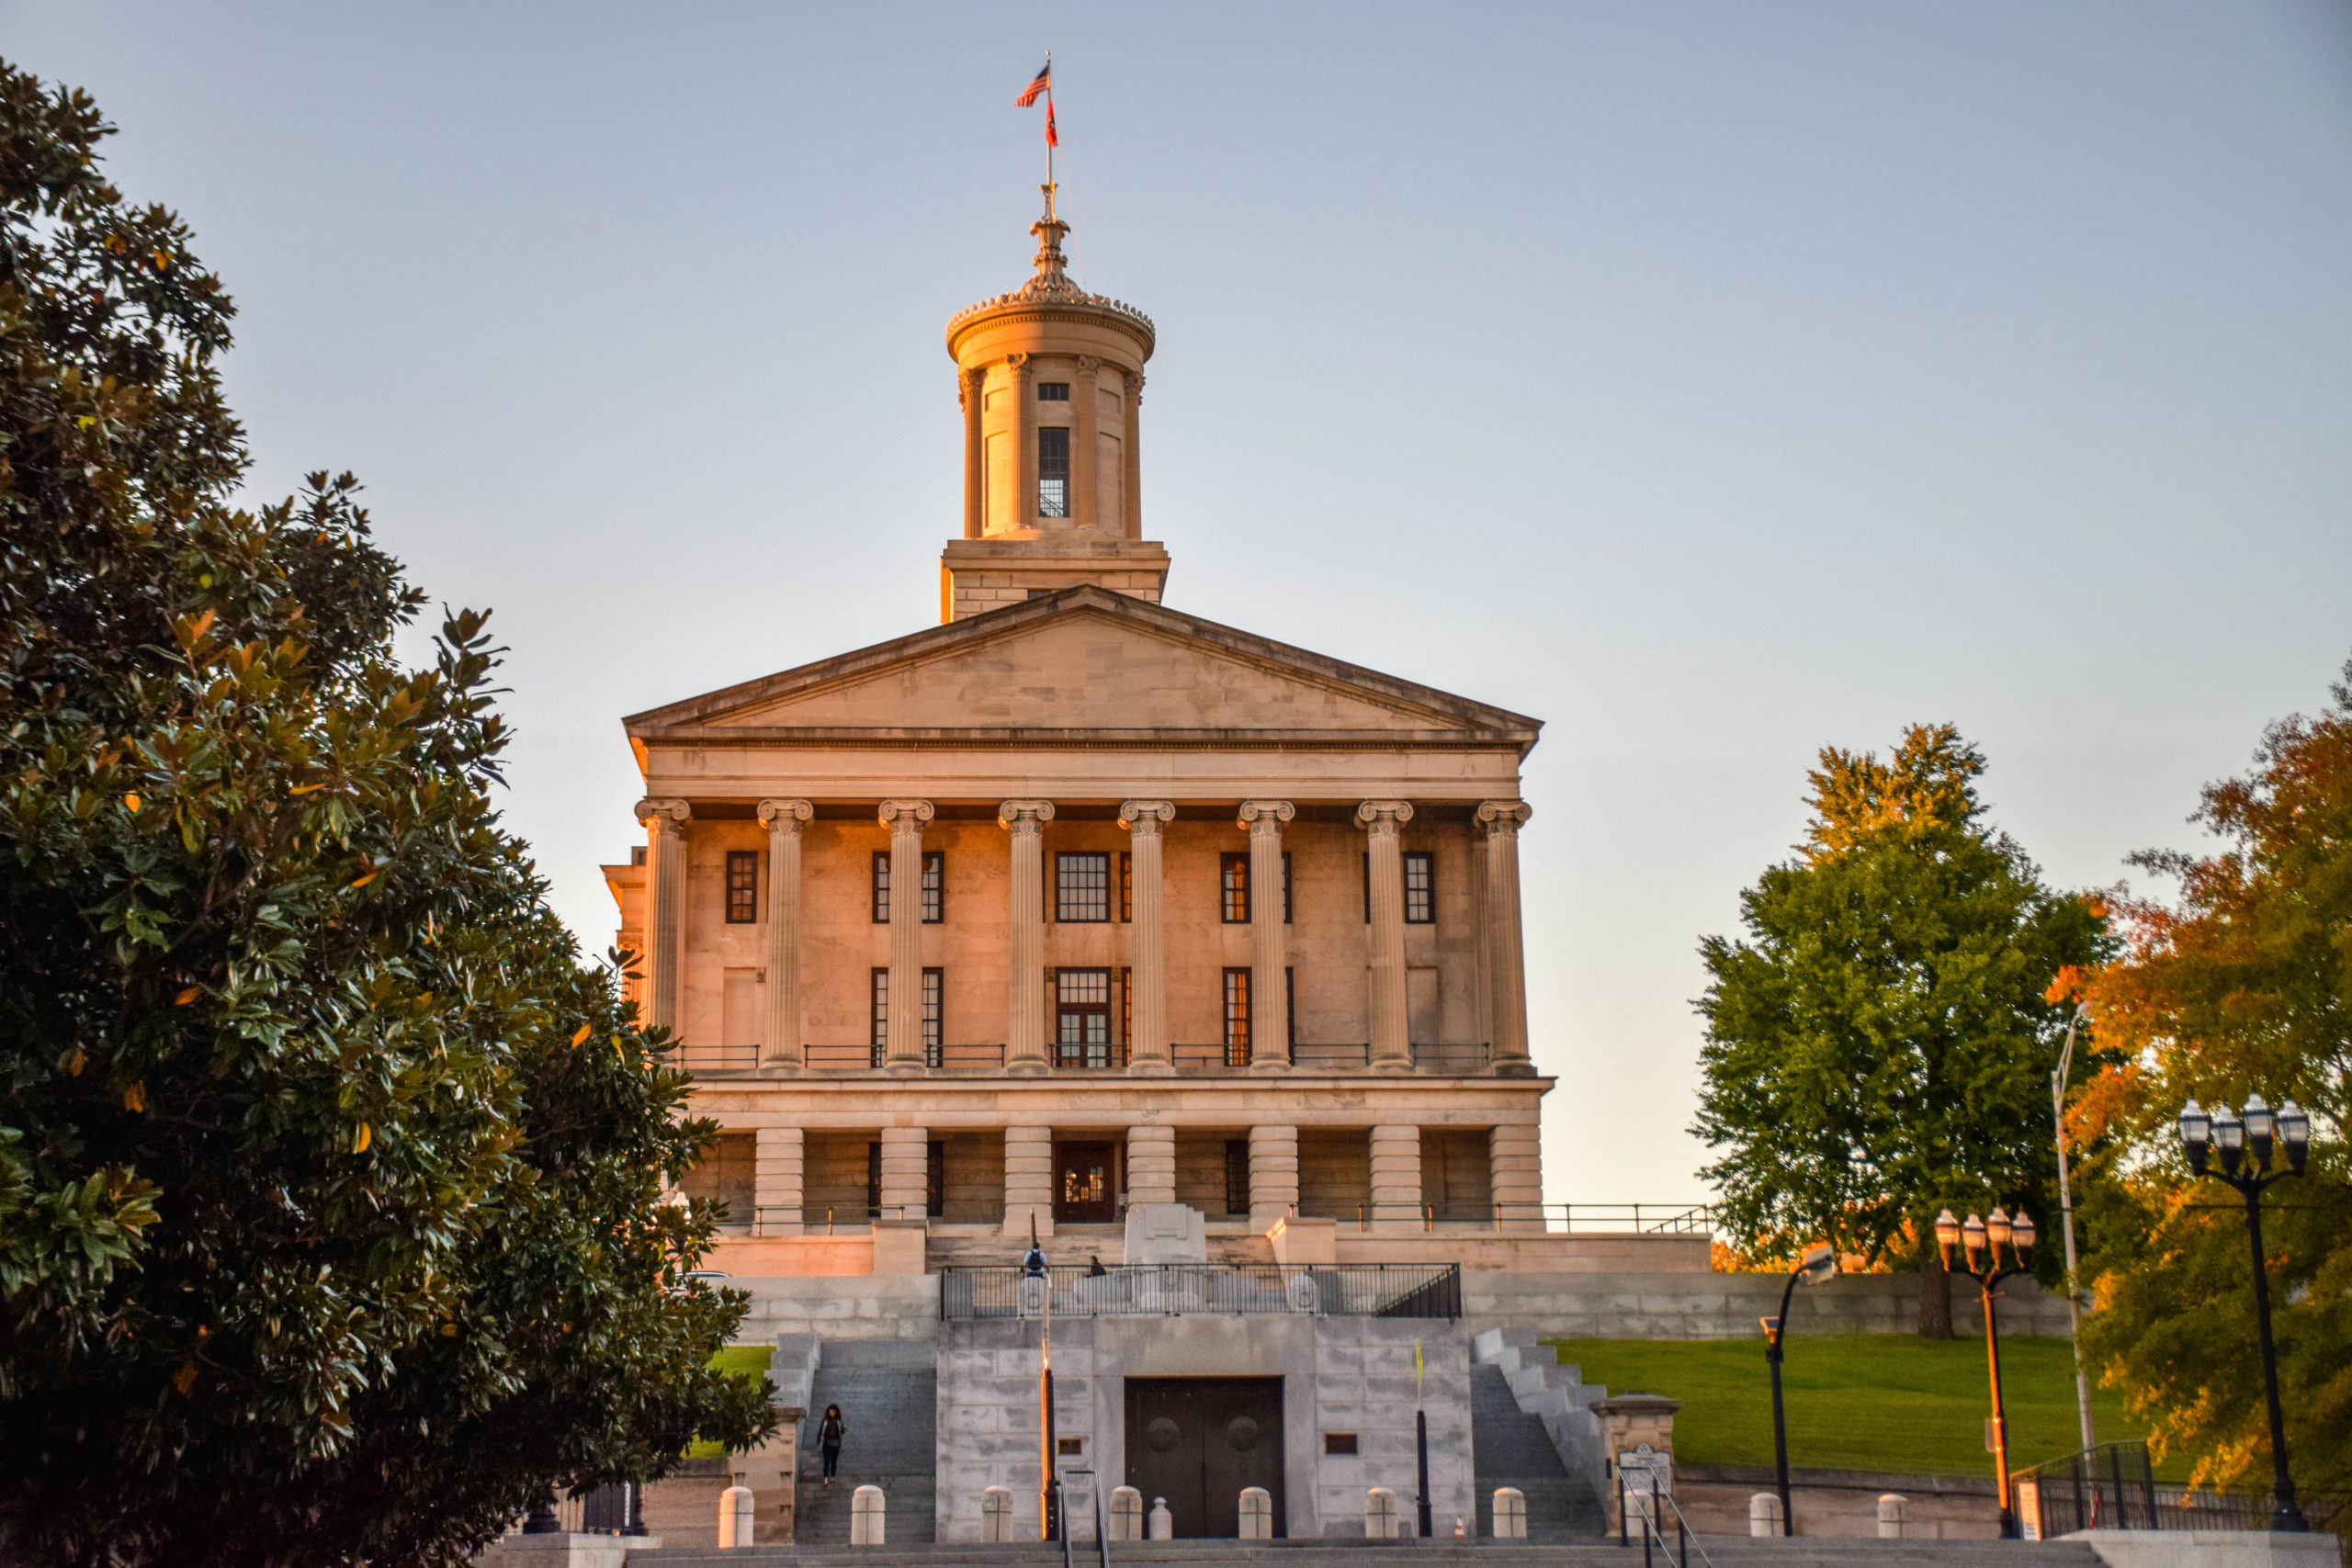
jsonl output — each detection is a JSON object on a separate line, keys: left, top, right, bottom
{"left": 877, "top": 798, "right": 935, "bottom": 831}
{"left": 1237, "top": 799, "right": 1295, "bottom": 835}
{"left": 1076, "top": 355, "right": 1102, "bottom": 373}
{"left": 1125, "top": 368, "right": 1145, "bottom": 403}
{"left": 1118, "top": 799, "right": 1176, "bottom": 835}
{"left": 1354, "top": 799, "right": 1415, "bottom": 837}
{"left": 998, "top": 798, "right": 1057, "bottom": 834}
{"left": 1476, "top": 799, "right": 1534, "bottom": 835}
{"left": 757, "top": 797, "right": 814, "bottom": 832}
{"left": 1007, "top": 351, "right": 1034, "bottom": 377}
{"left": 635, "top": 797, "right": 691, "bottom": 830}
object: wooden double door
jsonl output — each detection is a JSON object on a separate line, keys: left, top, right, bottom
{"left": 1054, "top": 1140, "right": 1117, "bottom": 1224}
{"left": 1124, "top": 1378, "right": 1284, "bottom": 1539}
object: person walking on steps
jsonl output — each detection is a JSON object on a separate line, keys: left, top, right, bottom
{"left": 818, "top": 1404, "right": 845, "bottom": 1486}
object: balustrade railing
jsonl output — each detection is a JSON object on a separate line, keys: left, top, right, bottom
{"left": 687, "top": 1041, "right": 1498, "bottom": 1076}
{"left": 939, "top": 1262, "right": 1461, "bottom": 1320}
{"left": 1346, "top": 1201, "right": 1714, "bottom": 1235}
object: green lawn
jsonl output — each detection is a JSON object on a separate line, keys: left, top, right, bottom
{"left": 684, "top": 1346, "right": 777, "bottom": 1458}
{"left": 1545, "top": 1336, "right": 2184, "bottom": 1482}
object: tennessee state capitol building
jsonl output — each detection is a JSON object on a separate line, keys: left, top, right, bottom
{"left": 598, "top": 187, "right": 1710, "bottom": 1547}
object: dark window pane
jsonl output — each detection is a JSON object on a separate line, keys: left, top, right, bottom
{"left": 870, "top": 968, "right": 888, "bottom": 1061}
{"left": 1037, "top": 426, "right": 1070, "bottom": 518}
{"left": 1404, "top": 852, "right": 1435, "bottom": 924}
{"left": 1119, "top": 852, "right": 1132, "bottom": 922}
{"left": 1225, "top": 1138, "right": 1250, "bottom": 1215}
{"left": 922, "top": 852, "right": 944, "bottom": 923}
{"left": 726, "top": 851, "right": 758, "bottom": 923}
{"left": 1221, "top": 852, "right": 1250, "bottom": 923}
{"left": 1283, "top": 852, "right": 1293, "bottom": 924}
{"left": 922, "top": 967, "right": 943, "bottom": 1060}
{"left": 1036, "top": 381, "right": 1070, "bottom": 400}
{"left": 1223, "top": 968, "right": 1251, "bottom": 1066}
{"left": 1056, "top": 968, "right": 1113, "bottom": 1067}
{"left": 1057, "top": 852, "right": 1110, "bottom": 921}
{"left": 871, "top": 851, "right": 889, "bottom": 924}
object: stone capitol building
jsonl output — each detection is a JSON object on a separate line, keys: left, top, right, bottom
{"left": 599, "top": 188, "right": 1710, "bottom": 1548}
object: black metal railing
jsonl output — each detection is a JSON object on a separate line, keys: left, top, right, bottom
{"left": 939, "top": 1262, "right": 1460, "bottom": 1320}
{"left": 677, "top": 1043, "right": 758, "bottom": 1075}
{"left": 2015, "top": 1442, "right": 2346, "bottom": 1540}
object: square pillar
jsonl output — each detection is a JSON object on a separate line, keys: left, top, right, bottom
{"left": 1004, "top": 1123, "right": 1055, "bottom": 1237}
{"left": 755, "top": 1126, "right": 804, "bottom": 1236}
{"left": 1126, "top": 1124, "right": 1176, "bottom": 1209}
{"left": 1490, "top": 1122, "right": 1544, "bottom": 1235}
{"left": 877, "top": 1126, "right": 930, "bottom": 1223}
{"left": 1369, "top": 1124, "right": 1421, "bottom": 1234}
{"left": 1248, "top": 1124, "right": 1299, "bottom": 1229}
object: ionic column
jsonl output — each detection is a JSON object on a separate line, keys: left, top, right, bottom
{"left": 878, "top": 799, "right": 934, "bottom": 1073}
{"left": 877, "top": 1125, "right": 930, "bottom": 1222}
{"left": 1237, "top": 800, "right": 1294, "bottom": 1072}
{"left": 1476, "top": 800, "right": 1536, "bottom": 1077}
{"left": 1123, "top": 370, "right": 1144, "bottom": 540}
{"left": 1490, "top": 1121, "right": 1544, "bottom": 1235}
{"left": 1126, "top": 1123, "right": 1176, "bottom": 1208}
{"left": 1074, "top": 355, "right": 1102, "bottom": 531}
{"left": 1119, "top": 800, "right": 1175, "bottom": 1075}
{"left": 1370, "top": 1124, "right": 1422, "bottom": 1234}
{"left": 1012, "top": 353, "right": 1037, "bottom": 526}
{"left": 757, "top": 798, "right": 813, "bottom": 1073}
{"left": 1004, "top": 1124, "right": 1055, "bottom": 1237}
{"left": 755, "top": 1125, "right": 804, "bottom": 1236}
{"left": 1000, "top": 799, "right": 1056, "bottom": 1075}
{"left": 633, "top": 798, "right": 692, "bottom": 1035}
{"left": 964, "top": 367, "right": 989, "bottom": 539}
{"left": 1248, "top": 1124, "right": 1299, "bottom": 1228}
{"left": 1357, "top": 800, "right": 1415, "bottom": 1070}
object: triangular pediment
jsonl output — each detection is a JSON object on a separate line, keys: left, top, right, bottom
{"left": 626, "top": 587, "right": 1539, "bottom": 748}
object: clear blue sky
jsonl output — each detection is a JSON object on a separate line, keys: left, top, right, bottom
{"left": 9, "top": 3, "right": 2349, "bottom": 1203}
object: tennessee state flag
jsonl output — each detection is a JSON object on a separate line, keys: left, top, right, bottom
{"left": 1046, "top": 101, "right": 1058, "bottom": 147}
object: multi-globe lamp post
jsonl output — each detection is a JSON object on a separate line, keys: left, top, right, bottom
{"left": 2177, "top": 1093, "right": 2311, "bottom": 1533}
{"left": 1935, "top": 1203, "right": 2036, "bottom": 1539}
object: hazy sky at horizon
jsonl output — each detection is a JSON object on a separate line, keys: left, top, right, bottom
{"left": 7, "top": 2, "right": 2350, "bottom": 1203}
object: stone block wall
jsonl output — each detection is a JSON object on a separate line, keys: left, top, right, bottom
{"left": 1466, "top": 1269, "right": 2076, "bottom": 1340}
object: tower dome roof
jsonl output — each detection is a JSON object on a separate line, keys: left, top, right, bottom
{"left": 945, "top": 187, "right": 1154, "bottom": 360}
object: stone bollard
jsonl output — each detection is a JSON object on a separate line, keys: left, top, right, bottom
{"left": 981, "top": 1486, "right": 1012, "bottom": 1543}
{"left": 1238, "top": 1486, "right": 1273, "bottom": 1540}
{"left": 1365, "top": 1487, "right": 1399, "bottom": 1540}
{"left": 1491, "top": 1487, "right": 1528, "bottom": 1540}
{"left": 851, "top": 1484, "right": 886, "bottom": 1546}
{"left": 718, "top": 1483, "right": 755, "bottom": 1549}
{"left": 1748, "top": 1493, "right": 1782, "bottom": 1538}
{"left": 1878, "top": 1494, "right": 1907, "bottom": 1540}
{"left": 1148, "top": 1496, "right": 1173, "bottom": 1540}
{"left": 1110, "top": 1486, "right": 1144, "bottom": 1542}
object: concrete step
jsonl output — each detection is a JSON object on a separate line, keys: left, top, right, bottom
{"left": 797, "top": 1337, "right": 939, "bottom": 1546}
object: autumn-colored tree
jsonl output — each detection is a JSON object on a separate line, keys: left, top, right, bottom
{"left": 2072, "top": 657, "right": 2352, "bottom": 1495}
{"left": 1694, "top": 725, "right": 2112, "bottom": 1336}
{"left": 0, "top": 62, "right": 771, "bottom": 1565}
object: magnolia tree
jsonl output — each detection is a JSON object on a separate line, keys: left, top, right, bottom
{"left": 0, "top": 62, "right": 772, "bottom": 1566}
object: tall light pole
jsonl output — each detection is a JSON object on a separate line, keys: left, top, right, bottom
{"left": 1024, "top": 1219, "right": 1060, "bottom": 1542}
{"left": 2052, "top": 1004, "right": 2096, "bottom": 1452}
{"left": 2177, "top": 1095, "right": 2311, "bottom": 1533}
{"left": 1762, "top": 1244, "right": 1838, "bottom": 1536}
{"left": 1938, "top": 1205, "right": 2036, "bottom": 1538}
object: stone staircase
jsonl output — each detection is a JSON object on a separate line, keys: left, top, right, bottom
{"left": 628, "top": 1540, "right": 2105, "bottom": 1566}
{"left": 1470, "top": 1364, "right": 1607, "bottom": 1542}
{"left": 1467, "top": 1326, "right": 1610, "bottom": 1523}
{"left": 794, "top": 1339, "right": 938, "bottom": 1546}
{"left": 922, "top": 1228, "right": 1275, "bottom": 1270}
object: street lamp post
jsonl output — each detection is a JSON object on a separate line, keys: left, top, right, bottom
{"left": 1937, "top": 1204, "right": 2037, "bottom": 1539}
{"left": 1762, "top": 1245, "right": 1838, "bottom": 1537}
{"left": 2178, "top": 1094, "right": 2312, "bottom": 1533}
{"left": 2052, "top": 1004, "right": 2097, "bottom": 1452}
{"left": 1024, "top": 1220, "right": 1060, "bottom": 1543}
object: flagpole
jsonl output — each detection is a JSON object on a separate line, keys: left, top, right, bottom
{"left": 1045, "top": 51, "right": 1055, "bottom": 214}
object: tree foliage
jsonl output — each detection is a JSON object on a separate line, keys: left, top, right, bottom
{"left": 2072, "top": 657, "right": 2352, "bottom": 1494}
{"left": 0, "top": 61, "right": 773, "bottom": 1565}
{"left": 1692, "top": 725, "right": 2111, "bottom": 1326}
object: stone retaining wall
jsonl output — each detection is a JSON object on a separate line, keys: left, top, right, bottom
{"left": 1466, "top": 1269, "right": 2075, "bottom": 1340}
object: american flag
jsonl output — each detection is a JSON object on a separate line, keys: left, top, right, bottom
{"left": 1014, "top": 62, "right": 1051, "bottom": 107}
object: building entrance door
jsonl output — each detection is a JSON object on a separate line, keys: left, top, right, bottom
{"left": 1054, "top": 1141, "right": 1117, "bottom": 1223}
{"left": 1124, "top": 1378, "right": 1284, "bottom": 1539}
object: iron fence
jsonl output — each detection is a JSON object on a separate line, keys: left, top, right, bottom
{"left": 2015, "top": 1442, "right": 2346, "bottom": 1540}
{"left": 939, "top": 1262, "right": 1461, "bottom": 1320}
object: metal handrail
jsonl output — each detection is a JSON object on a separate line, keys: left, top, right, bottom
{"left": 1618, "top": 1474, "right": 1713, "bottom": 1568}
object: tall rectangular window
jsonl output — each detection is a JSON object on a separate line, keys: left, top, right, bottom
{"left": 922, "top": 966, "right": 943, "bottom": 1066}
{"left": 1286, "top": 965, "right": 1296, "bottom": 1052}
{"left": 726, "top": 851, "right": 758, "bottom": 923}
{"left": 1224, "top": 1138, "right": 1250, "bottom": 1215}
{"left": 1222, "top": 967, "right": 1251, "bottom": 1066}
{"left": 1221, "top": 852, "right": 1250, "bottom": 923}
{"left": 871, "top": 852, "right": 889, "bottom": 924}
{"left": 922, "top": 851, "right": 944, "bottom": 923}
{"left": 1404, "top": 852, "right": 1435, "bottom": 924}
{"left": 1283, "top": 852, "right": 1293, "bottom": 924}
{"left": 868, "top": 968, "right": 888, "bottom": 1065}
{"left": 1057, "top": 852, "right": 1111, "bottom": 921}
{"left": 927, "top": 1139, "right": 945, "bottom": 1218}
{"left": 1119, "top": 852, "right": 1133, "bottom": 923}
{"left": 1037, "top": 426, "right": 1070, "bottom": 517}
{"left": 1057, "top": 968, "right": 1113, "bottom": 1068}
{"left": 866, "top": 1142, "right": 881, "bottom": 1216}
{"left": 1362, "top": 852, "right": 1371, "bottom": 923}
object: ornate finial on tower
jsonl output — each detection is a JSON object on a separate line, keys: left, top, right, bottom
{"left": 1031, "top": 184, "right": 1069, "bottom": 281}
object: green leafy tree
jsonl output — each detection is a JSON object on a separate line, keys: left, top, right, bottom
{"left": 1692, "top": 724, "right": 2111, "bottom": 1335}
{"left": 2073, "top": 657, "right": 2352, "bottom": 1494}
{"left": 0, "top": 62, "right": 773, "bottom": 1566}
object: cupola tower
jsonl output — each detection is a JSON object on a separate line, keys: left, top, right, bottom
{"left": 939, "top": 187, "right": 1167, "bottom": 621}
